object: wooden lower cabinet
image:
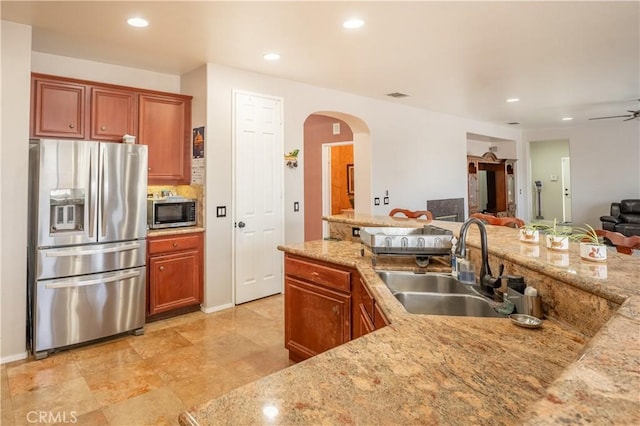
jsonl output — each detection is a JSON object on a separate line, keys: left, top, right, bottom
{"left": 284, "top": 254, "right": 388, "bottom": 361}
{"left": 285, "top": 277, "right": 351, "bottom": 362}
{"left": 147, "top": 232, "right": 203, "bottom": 319}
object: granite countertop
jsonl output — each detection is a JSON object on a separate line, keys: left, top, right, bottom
{"left": 179, "top": 216, "right": 640, "bottom": 425}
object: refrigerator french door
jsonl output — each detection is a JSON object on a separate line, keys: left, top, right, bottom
{"left": 28, "top": 139, "right": 148, "bottom": 359}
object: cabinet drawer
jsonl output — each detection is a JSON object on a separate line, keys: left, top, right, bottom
{"left": 285, "top": 256, "right": 351, "bottom": 293}
{"left": 148, "top": 233, "right": 201, "bottom": 255}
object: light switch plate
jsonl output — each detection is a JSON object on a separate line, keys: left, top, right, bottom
{"left": 374, "top": 197, "right": 380, "bottom": 206}
{"left": 294, "top": 202, "right": 299, "bottom": 212}
{"left": 216, "top": 206, "right": 226, "bottom": 217}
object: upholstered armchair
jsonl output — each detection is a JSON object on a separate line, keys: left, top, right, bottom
{"left": 600, "top": 199, "right": 640, "bottom": 237}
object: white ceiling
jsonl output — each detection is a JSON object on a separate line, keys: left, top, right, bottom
{"left": 2, "top": 1, "right": 639, "bottom": 130}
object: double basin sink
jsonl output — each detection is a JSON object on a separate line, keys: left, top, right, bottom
{"left": 378, "top": 271, "right": 506, "bottom": 318}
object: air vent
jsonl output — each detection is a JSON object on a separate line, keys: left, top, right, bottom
{"left": 507, "top": 122, "right": 520, "bottom": 125}
{"left": 386, "top": 92, "right": 409, "bottom": 98}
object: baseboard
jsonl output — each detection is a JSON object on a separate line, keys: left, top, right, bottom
{"left": 201, "top": 302, "right": 234, "bottom": 314}
{"left": 1, "top": 351, "right": 28, "bottom": 365}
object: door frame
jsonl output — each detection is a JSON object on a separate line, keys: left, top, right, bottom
{"left": 561, "top": 156, "right": 572, "bottom": 223}
{"left": 231, "top": 89, "right": 285, "bottom": 305}
{"left": 321, "top": 141, "right": 353, "bottom": 239}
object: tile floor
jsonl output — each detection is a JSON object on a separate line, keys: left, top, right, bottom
{"left": 1, "top": 294, "right": 290, "bottom": 425}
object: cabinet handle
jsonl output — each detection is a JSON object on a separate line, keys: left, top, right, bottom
{"left": 100, "top": 125, "right": 106, "bottom": 131}
{"left": 148, "top": 167, "right": 151, "bottom": 171}
{"left": 69, "top": 123, "right": 75, "bottom": 129}
{"left": 332, "top": 305, "right": 339, "bottom": 314}
{"left": 172, "top": 242, "right": 178, "bottom": 248}
{"left": 159, "top": 266, "right": 164, "bottom": 271}
{"left": 311, "top": 272, "right": 319, "bottom": 276}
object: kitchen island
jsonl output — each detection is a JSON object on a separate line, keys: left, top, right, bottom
{"left": 179, "top": 215, "right": 639, "bottom": 425}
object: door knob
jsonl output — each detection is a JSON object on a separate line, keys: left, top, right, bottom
{"left": 238, "top": 221, "right": 246, "bottom": 228}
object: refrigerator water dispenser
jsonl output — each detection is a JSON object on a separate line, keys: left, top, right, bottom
{"left": 49, "top": 189, "right": 85, "bottom": 232}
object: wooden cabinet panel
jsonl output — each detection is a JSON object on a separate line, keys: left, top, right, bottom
{"left": 358, "top": 304, "right": 375, "bottom": 337}
{"left": 374, "top": 302, "right": 390, "bottom": 330}
{"left": 90, "top": 87, "right": 137, "bottom": 141}
{"left": 148, "top": 233, "right": 201, "bottom": 255}
{"left": 32, "top": 77, "right": 86, "bottom": 138}
{"left": 147, "top": 232, "right": 203, "bottom": 318}
{"left": 148, "top": 250, "right": 200, "bottom": 315}
{"left": 139, "top": 94, "right": 191, "bottom": 184}
{"left": 285, "top": 277, "right": 351, "bottom": 362}
{"left": 285, "top": 256, "right": 351, "bottom": 293}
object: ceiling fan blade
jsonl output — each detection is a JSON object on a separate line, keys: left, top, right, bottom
{"left": 588, "top": 114, "right": 633, "bottom": 120}
{"left": 623, "top": 116, "right": 638, "bottom": 121}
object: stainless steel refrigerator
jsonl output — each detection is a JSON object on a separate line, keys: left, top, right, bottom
{"left": 27, "top": 139, "right": 148, "bottom": 359}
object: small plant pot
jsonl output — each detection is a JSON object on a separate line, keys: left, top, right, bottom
{"left": 579, "top": 242, "right": 607, "bottom": 262}
{"left": 519, "top": 229, "right": 539, "bottom": 243}
{"left": 545, "top": 235, "right": 569, "bottom": 251}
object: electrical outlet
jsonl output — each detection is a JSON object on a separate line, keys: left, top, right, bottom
{"left": 383, "top": 197, "right": 389, "bottom": 205}
{"left": 374, "top": 197, "right": 380, "bottom": 206}
{"left": 352, "top": 227, "right": 360, "bottom": 237}
{"left": 216, "top": 206, "right": 226, "bottom": 217}
{"left": 293, "top": 202, "right": 299, "bottom": 212}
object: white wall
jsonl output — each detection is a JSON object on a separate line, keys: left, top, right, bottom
{"left": 1, "top": 21, "right": 31, "bottom": 362}
{"left": 32, "top": 52, "right": 180, "bottom": 93}
{"left": 524, "top": 121, "right": 640, "bottom": 227}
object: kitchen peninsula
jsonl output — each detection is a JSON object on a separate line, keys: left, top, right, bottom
{"left": 179, "top": 214, "right": 639, "bottom": 425}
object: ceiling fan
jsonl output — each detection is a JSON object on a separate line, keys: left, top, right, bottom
{"left": 589, "top": 100, "right": 640, "bottom": 121}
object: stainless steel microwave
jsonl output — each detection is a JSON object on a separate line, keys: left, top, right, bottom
{"left": 147, "top": 199, "right": 197, "bottom": 229}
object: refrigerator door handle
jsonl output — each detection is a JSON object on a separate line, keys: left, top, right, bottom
{"left": 88, "top": 151, "right": 96, "bottom": 238}
{"left": 45, "top": 242, "right": 141, "bottom": 257}
{"left": 44, "top": 270, "right": 141, "bottom": 289}
{"left": 100, "top": 147, "right": 107, "bottom": 238}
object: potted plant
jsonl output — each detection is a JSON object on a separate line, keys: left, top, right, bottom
{"left": 542, "top": 218, "right": 570, "bottom": 251}
{"left": 519, "top": 222, "right": 543, "bottom": 243}
{"left": 571, "top": 224, "right": 607, "bottom": 262}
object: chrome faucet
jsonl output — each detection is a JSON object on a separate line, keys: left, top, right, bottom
{"left": 455, "top": 217, "right": 503, "bottom": 298}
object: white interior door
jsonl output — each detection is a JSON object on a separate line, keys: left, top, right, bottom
{"left": 321, "top": 145, "right": 332, "bottom": 239}
{"left": 561, "top": 157, "right": 572, "bottom": 223}
{"left": 233, "top": 91, "right": 284, "bottom": 304}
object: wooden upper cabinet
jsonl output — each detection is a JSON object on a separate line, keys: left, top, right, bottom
{"left": 138, "top": 93, "right": 191, "bottom": 185}
{"left": 32, "top": 77, "right": 86, "bottom": 138}
{"left": 90, "top": 87, "right": 137, "bottom": 141}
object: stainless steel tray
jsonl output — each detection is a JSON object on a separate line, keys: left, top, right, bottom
{"left": 360, "top": 225, "right": 453, "bottom": 255}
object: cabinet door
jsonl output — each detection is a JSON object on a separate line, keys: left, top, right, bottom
{"left": 285, "top": 277, "right": 351, "bottom": 362}
{"left": 138, "top": 94, "right": 191, "bottom": 184}
{"left": 32, "top": 78, "right": 86, "bottom": 138}
{"left": 355, "top": 304, "right": 375, "bottom": 338}
{"left": 148, "top": 250, "right": 201, "bottom": 315}
{"left": 91, "top": 87, "right": 137, "bottom": 141}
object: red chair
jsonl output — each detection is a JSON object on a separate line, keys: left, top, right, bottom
{"left": 470, "top": 213, "right": 525, "bottom": 229}
{"left": 596, "top": 230, "right": 640, "bottom": 255}
{"left": 389, "top": 209, "right": 433, "bottom": 220}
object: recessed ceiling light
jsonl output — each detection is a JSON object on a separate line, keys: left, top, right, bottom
{"left": 343, "top": 18, "right": 365, "bottom": 29}
{"left": 506, "top": 98, "right": 520, "bottom": 103}
{"left": 127, "top": 17, "right": 149, "bottom": 28}
{"left": 562, "top": 117, "right": 573, "bottom": 121}
{"left": 263, "top": 53, "right": 280, "bottom": 61}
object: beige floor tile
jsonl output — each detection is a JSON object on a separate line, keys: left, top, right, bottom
{"left": 11, "top": 377, "right": 100, "bottom": 424}
{"left": 1, "top": 363, "right": 10, "bottom": 398}
{"left": 168, "top": 358, "right": 264, "bottom": 409}
{"left": 75, "top": 345, "right": 143, "bottom": 375}
{"left": 6, "top": 354, "right": 82, "bottom": 397}
{"left": 194, "top": 330, "right": 267, "bottom": 365}
{"left": 2, "top": 395, "right": 15, "bottom": 425}
{"left": 102, "top": 387, "right": 187, "bottom": 426}
{"left": 241, "top": 344, "right": 292, "bottom": 377}
{"left": 236, "top": 320, "right": 285, "bottom": 349}
{"left": 70, "top": 338, "right": 132, "bottom": 362}
{"left": 241, "top": 294, "right": 284, "bottom": 321}
{"left": 128, "top": 328, "right": 193, "bottom": 360}
{"left": 83, "top": 359, "right": 164, "bottom": 406}
{"left": 55, "top": 409, "right": 109, "bottom": 425}
{"left": 173, "top": 315, "right": 240, "bottom": 344}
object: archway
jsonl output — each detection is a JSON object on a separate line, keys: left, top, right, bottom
{"left": 303, "top": 112, "right": 371, "bottom": 241}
